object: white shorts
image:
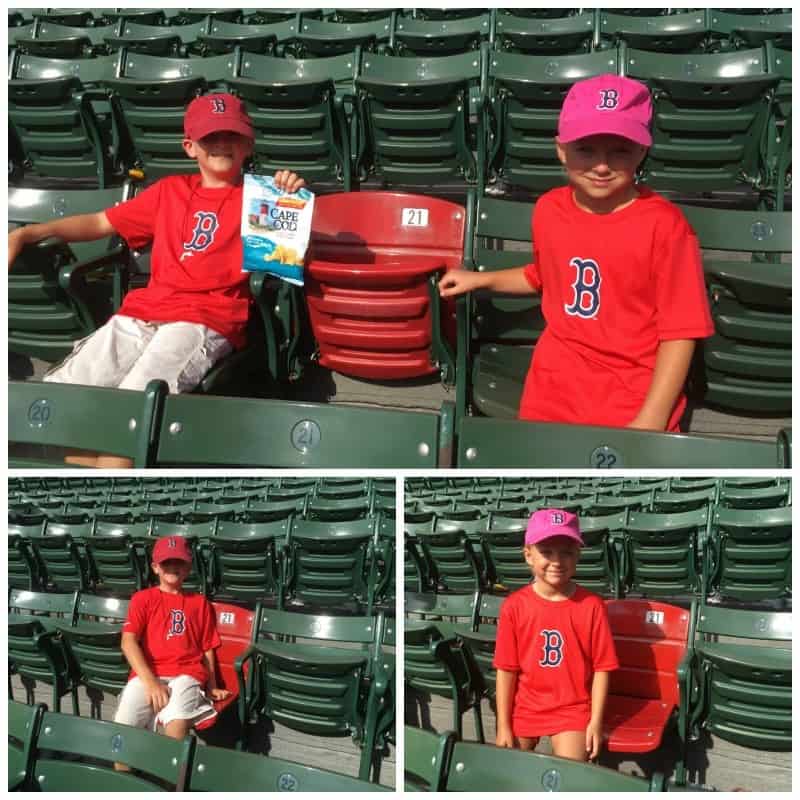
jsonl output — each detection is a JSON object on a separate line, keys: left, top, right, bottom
{"left": 113, "top": 675, "right": 217, "bottom": 731}
{"left": 43, "top": 315, "right": 233, "bottom": 394}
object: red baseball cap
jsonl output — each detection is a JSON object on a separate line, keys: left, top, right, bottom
{"left": 152, "top": 536, "right": 193, "bottom": 565}
{"left": 525, "top": 509, "right": 583, "bottom": 547}
{"left": 558, "top": 74, "right": 653, "bottom": 147}
{"left": 183, "top": 92, "right": 254, "bottom": 141}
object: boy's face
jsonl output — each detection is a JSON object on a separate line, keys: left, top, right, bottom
{"left": 524, "top": 535, "right": 580, "bottom": 590}
{"left": 555, "top": 133, "right": 648, "bottom": 213}
{"left": 183, "top": 130, "right": 254, "bottom": 185}
{"left": 152, "top": 557, "right": 191, "bottom": 589}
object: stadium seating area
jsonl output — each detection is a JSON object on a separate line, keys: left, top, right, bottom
{"left": 7, "top": 8, "right": 793, "bottom": 469}
{"left": 8, "top": 476, "right": 396, "bottom": 786}
{"left": 404, "top": 476, "right": 792, "bottom": 790}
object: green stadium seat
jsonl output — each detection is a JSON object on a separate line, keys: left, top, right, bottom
{"left": 457, "top": 417, "right": 792, "bottom": 468}
{"left": 717, "top": 482, "right": 790, "bottom": 509}
{"left": 102, "top": 10, "right": 167, "bottom": 26}
{"left": 175, "top": 9, "right": 243, "bottom": 25}
{"left": 622, "top": 508, "right": 709, "bottom": 598}
{"left": 444, "top": 740, "right": 666, "bottom": 791}
{"left": 599, "top": 10, "right": 709, "bottom": 52}
{"left": 575, "top": 511, "right": 625, "bottom": 597}
{"left": 355, "top": 49, "right": 485, "bottom": 189}
{"left": 195, "top": 20, "right": 280, "bottom": 55}
{"left": 494, "top": 11, "right": 595, "bottom": 54}
{"left": 185, "top": 741, "right": 391, "bottom": 791}
{"left": 404, "top": 534, "right": 429, "bottom": 592}
{"left": 152, "top": 391, "right": 454, "bottom": 468}
{"left": 235, "top": 607, "right": 387, "bottom": 780}
{"left": 31, "top": 10, "right": 95, "bottom": 27}
{"left": 680, "top": 204, "right": 791, "bottom": 414}
{"left": 404, "top": 725, "right": 453, "bottom": 792}
{"left": 688, "top": 605, "right": 791, "bottom": 752}
{"left": 455, "top": 592, "right": 502, "bottom": 700}
{"left": 709, "top": 10, "right": 792, "bottom": 50}
{"left": 8, "top": 380, "right": 162, "bottom": 468}
{"left": 707, "top": 505, "right": 791, "bottom": 603}
{"left": 485, "top": 49, "right": 620, "bottom": 192}
{"left": 84, "top": 527, "right": 147, "bottom": 596}
{"left": 416, "top": 529, "right": 484, "bottom": 593}
{"left": 284, "top": 517, "right": 377, "bottom": 612}
{"left": 28, "top": 709, "right": 194, "bottom": 790}
{"left": 228, "top": 52, "right": 355, "bottom": 188}
{"left": 16, "top": 21, "right": 120, "bottom": 58}
{"left": 9, "top": 184, "right": 134, "bottom": 363}
{"left": 29, "top": 519, "right": 91, "bottom": 592}
{"left": 404, "top": 619, "right": 484, "bottom": 741}
{"left": 289, "top": 16, "right": 394, "bottom": 58}
{"left": 208, "top": 519, "right": 286, "bottom": 603}
{"left": 651, "top": 487, "right": 717, "bottom": 514}
{"left": 9, "top": 50, "right": 123, "bottom": 184}
{"left": 392, "top": 13, "right": 492, "bottom": 56}
{"left": 8, "top": 700, "right": 43, "bottom": 790}
{"left": 105, "top": 50, "right": 239, "bottom": 179}
{"left": 405, "top": 590, "right": 479, "bottom": 637}
{"left": 8, "top": 529, "right": 41, "bottom": 591}
{"left": 626, "top": 46, "right": 780, "bottom": 194}
{"left": 479, "top": 524, "right": 530, "bottom": 591}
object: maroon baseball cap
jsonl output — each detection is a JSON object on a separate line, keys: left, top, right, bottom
{"left": 152, "top": 536, "right": 193, "bottom": 565}
{"left": 558, "top": 74, "right": 653, "bottom": 147}
{"left": 184, "top": 92, "right": 254, "bottom": 141}
{"left": 525, "top": 509, "right": 583, "bottom": 547}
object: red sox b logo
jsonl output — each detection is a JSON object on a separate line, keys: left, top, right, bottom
{"left": 597, "top": 89, "right": 620, "bottom": 110}
{"left": 539, "top": 629, "right": 564, "bottom": 667}
{"left": 167, "top": 609, "right": 186, "bottom": 639}
{"left": 564, "top": 257, "right": 602, "bottom": 319}
{"left": 211, "top": 96, "right": 226, "bottom": 113}
{"left": 183, "top": 212, "right": 219, "bottom": 253}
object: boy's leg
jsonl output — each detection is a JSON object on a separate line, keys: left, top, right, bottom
{"left": 164, "top": 718, "right": 192, "bottom": 740}
{"left": 117, "top": 322, "right": 233, "bottom": 394}
{"left": 549, "top": 730, "right": 588, "bottom": 762}
{"left": 157, "top": 675, "right": 217, "bottom": 738}
{"left": 112, "top": 676, "right": 158, "bottom": 771}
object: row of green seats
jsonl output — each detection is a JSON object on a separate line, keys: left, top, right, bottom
{"left": 8, "top": 38, "right": 790, "bottom": 201}
{"left": 405, "top": 502, "right": 792, "bottom": 603}
{"left": 9, "top": 701, "right": 390, "bottom": 790}
{"left": 10, "top": 514, "right": 395, "bottom": 612}
{"left": 8, "top": 377, "right": 791, "bottom": 468}
{"left": 404, "top": 594, "right": 791, "bottom": 785}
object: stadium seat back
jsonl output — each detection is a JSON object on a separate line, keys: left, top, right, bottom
{"left": 393, "top": 13, "right": 492, "bottom": 56}
{"left": 599, "top": 10, "right": 708, "bottom": 52}
{"left": 495, "top": 11, "right": 595, "bottom": 55}
{"left": 8, "top": 700, "right": 44, "bottom": 791}
{"left": 208, "top": 601, "right": 256, "bottom": 711}
{"left": 404, "top": 725, "right": 453, "bottom": 791}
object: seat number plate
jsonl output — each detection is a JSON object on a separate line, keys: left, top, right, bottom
{"left": 645, "top": 611, "right": 664, "bottom": 625}
{"left": 402, "top": 208, "right": 429, "bottom": 227}
{"left": 219, "top": 612, "right": 235, "bottom": 625}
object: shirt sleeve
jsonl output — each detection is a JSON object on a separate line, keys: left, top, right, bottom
{"left": 591, "top": 600, "right": 620, "bottom": 672}
{"left": 654, "top": 211, "right": 715, "bottom": 341}
{"left": 104, "top": 179, "right": 163, "bottom": 251}
{"left": 122, "top": 590, "right": 148, "bottom": 638}
{"left": 492, "top": 597, "right": 521, "bottom": 671}
{"left": 199, "top": 598, "right": 222, "bottom": 652}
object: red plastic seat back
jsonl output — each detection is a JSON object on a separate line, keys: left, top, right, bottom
{"left": 210, "top": 601, "right": 255, "bottom": 696}
{"left": 305, "top": 192, "right": 466, "bottom": 380}
{"left": 605, "top": 599, "right": 690, "bottom": 707}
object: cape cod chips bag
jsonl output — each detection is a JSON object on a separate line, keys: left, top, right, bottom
{"left": 241, "top": 174, "right": 315, "bottom": 285}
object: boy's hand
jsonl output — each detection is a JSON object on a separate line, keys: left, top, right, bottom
{"left": 209, "top": 687, "right": 232, "bottom": 702}
{"left": 438, "top": 269, "right": 485, "bottom": 298}
{"left": 273, "top": 170, "right": 306, "bottom": 194}
{"left": 144, "top": 679, "right": 171, "bottom": 713}
{"left": 495, "top": 725, "right": 515, "bottom": 749}
{"left": 585, "top": 719, "right": 603, "bottom": 760}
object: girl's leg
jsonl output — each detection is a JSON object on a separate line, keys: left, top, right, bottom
{"left": 118, "top": 321, "right": 232, "bottom": 394}
{"left": 550, "top": 730, "right": 589, "bottom": 762}
{"left": 517, "top": 736, "right": 540, "bottom": 752}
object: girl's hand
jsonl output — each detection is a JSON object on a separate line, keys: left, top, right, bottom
{"left": 438, "top": 269, "right": 484, "bottom": 298}
{"left": 585, "top": 719, "right": 603, "bottom": 760}
{"left": 273, "top": 170, "right": 306, "bottom": 194}
{"left": 209, "top": 687, "right": 232, "bottom": 702}
{"left": 495, "top": 725, "right": 515, "bottom": 749}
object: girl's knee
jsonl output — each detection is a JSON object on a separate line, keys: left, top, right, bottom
{"left": 550, "top": 730, "right": 588, "bottom": 761}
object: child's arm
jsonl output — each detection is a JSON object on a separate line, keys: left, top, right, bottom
{"left": 586, "top": 670, "right": 610, "bottom": 760}
{"left": 627, "top": 339, "right": 696, "bottom": 431}
{"left": 495, "top": 668, "right": 518, "bottom": 748}
{"left": 439, "top": 266, "right": 536, "bottom": 298}
{"left": 201, "top": 647, "right": 231, "bottom": 701}
{"left": 120, "top": 631, "right": 171, "bottom": 712}
{"left": 8, "top": 211, "right": 116, "bottom": 270}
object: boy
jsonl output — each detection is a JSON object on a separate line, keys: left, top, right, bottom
{"left": 439, "top": 75, "right": 714, "bottom": 431}
{"left": 7, "top": 93, "right": 305, "bottom": 467}
{"left": 114, "top": 535, "right": 228, "bottom": 766}
{"left": 493, "top": 509, "right": 618, "bottom": 761}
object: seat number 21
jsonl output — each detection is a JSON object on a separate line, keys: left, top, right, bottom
{"left": 402, "top": 208, "right": 429, "bottom": 227}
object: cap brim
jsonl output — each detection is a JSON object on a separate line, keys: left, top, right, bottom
{"left": 558, "top": 119, "right": 652, "bottom": 148}
{"left": 184, "top": 120, "right": 254, "bottom": 141}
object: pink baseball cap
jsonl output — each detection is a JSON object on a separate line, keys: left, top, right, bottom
{"left": 525, "top": 509, "right": 583, "bottom": 547}
{"left": 558, "top": 74, "right": 652, "bottom": 148}
{"left": 184, "top": 92, "right": 254, "bottom": 141}
{"left": 152, "top": 536, "right": 193, "bottom": 565}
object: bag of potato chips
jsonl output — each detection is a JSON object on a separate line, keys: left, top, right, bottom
{"left": 241, "top": 173, "right": 315, "bottom": 285}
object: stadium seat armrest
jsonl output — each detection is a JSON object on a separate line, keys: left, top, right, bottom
{"left": 58, "top": 242, "right": 129, "bottom": 290}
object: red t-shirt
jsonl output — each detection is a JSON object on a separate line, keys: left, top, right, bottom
{"left": 105, "top": 175, "right": 250, "bottom": 349}
{"left": 520, "top": 186, "right": 714, "bottom": 431}
{"left": 493, "top": 584, "right": 619, "bottom": 738}
{"left": 122, "top": 586, "right": 221, "bottom": 685}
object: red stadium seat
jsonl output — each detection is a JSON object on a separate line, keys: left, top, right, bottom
{"left": 195, "top": 601, "right": 256, "bottom": 731}
{"left": 603, "top": 599, "right": 691, "bottom": 753}
{"left": 306, "top": 192, "right": 466, "bottom": 380}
